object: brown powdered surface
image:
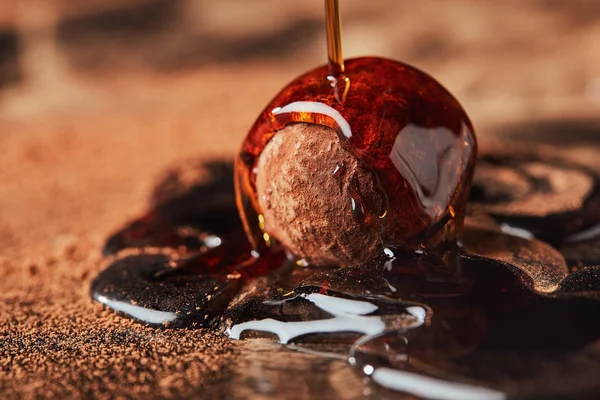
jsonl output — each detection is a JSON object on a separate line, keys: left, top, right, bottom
{"left": 0, "top": 102, "right": 242, "bottom": 399}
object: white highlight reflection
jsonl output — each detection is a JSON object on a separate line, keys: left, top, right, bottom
{"left": 273, "top": 101, "right": 352, "bottom": 138}
{"left": 96, "top": 295, "right": 177, "bottom": 325}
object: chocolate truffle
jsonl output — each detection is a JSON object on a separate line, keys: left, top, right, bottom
{"left": 236, "top": 57, "right": 477, "bottom": 268}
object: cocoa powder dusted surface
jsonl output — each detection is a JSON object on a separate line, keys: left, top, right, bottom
{"left": 1, "top": 1, "right": 600, "bottom": 399}
{"left": 0, "top": 115, "right": 238, "bottom": 399}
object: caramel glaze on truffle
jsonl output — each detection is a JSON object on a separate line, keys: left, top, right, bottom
{"left": 256, "top": 123, "right": 386, "bottom": 267}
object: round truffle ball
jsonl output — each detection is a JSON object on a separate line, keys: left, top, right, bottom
{"left": 235, "top": 57, "right": 477, "bottom": 267}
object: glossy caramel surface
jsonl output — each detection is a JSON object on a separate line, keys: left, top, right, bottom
{"left": 236, "top": 57, "right": 477, "bottom": 252}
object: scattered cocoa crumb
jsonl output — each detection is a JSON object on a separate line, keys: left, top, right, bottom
{"left": 0, "top": 109, "right": 247, "bottom": 399}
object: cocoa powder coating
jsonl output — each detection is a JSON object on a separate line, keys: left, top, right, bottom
{"left": 256, "top": 123, "right": 385, "bottom": 267}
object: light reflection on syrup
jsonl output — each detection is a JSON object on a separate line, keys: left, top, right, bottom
{"left": 93, "top": 155, "right": 600, "bottom": 398}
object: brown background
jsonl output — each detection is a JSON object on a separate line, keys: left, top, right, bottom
{"left": 0, "top": 1, "right": 599, "bottom": 398}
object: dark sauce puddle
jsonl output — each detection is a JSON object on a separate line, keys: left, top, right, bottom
{"left": 93, "top": 155, "right": 600, "bottom": 399}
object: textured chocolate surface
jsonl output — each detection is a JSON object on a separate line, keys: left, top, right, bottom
{"left": 256, "top": 123, "right": 384, "bottom": 266}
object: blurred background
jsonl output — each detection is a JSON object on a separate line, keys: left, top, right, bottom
{"left": 1, "top": 0, "right": 599, "bottom": 122}
{"left": 0, "top": 0, "right": 599, "bottom": 256}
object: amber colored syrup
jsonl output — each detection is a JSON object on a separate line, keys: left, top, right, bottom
{"left": 235, "top": 57, "right": 477, "bottom": 257}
